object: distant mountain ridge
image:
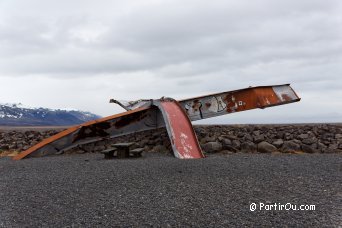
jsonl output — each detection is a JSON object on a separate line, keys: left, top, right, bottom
{"left": 0, "top": 103, "right": 101, "bottom": 126}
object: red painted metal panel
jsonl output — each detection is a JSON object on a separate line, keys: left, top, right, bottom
{"left": 158, "top": 100, "right": 204, "bottom": 159}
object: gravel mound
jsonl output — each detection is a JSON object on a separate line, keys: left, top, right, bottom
{"left": 0, "top": 153, "right": 341, "bottom": 227}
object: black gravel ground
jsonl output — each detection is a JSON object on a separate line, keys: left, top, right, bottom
{"left": 0, "top": 153, "right": 341, "bottom": 227}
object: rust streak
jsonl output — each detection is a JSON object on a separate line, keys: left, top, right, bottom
{"left": 281, "top": 94, "right": 292, "bottom": 102}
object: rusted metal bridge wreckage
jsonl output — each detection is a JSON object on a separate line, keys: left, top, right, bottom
{"left": 14, "top": 84, "right": 300, "bottom": 160}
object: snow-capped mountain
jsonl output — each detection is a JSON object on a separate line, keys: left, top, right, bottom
{"left": 0, "top": 103, "right": 101, "bottom": 126}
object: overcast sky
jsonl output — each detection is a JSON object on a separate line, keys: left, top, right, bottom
{"left": 0, "top": 0, "right": 341, "bottom": 124}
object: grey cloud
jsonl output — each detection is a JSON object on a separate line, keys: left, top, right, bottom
{"left": 1, "top": 0, "right": 341, "bottom": 77}
{"left": 0, "top": 0, "right": 341, "bottom": 122}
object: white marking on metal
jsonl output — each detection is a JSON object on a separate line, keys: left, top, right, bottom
{"left": 208, "top": 97, "right": 218, "bottom": 113}
{"left": 265, "top": 98, "right": 271, "bottom": 105}
{"left": 179, "top": 132, "right": 194, "bottom": 159}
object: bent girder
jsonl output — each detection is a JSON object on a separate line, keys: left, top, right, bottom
{"left": 13, "top": 107, "right": 164, "bottom": 160}
{"left": 178, "top": 84, "right": 300, "bottom": 121}
{"left": 13, "top": 84, "right": 300, "bottom": 160}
